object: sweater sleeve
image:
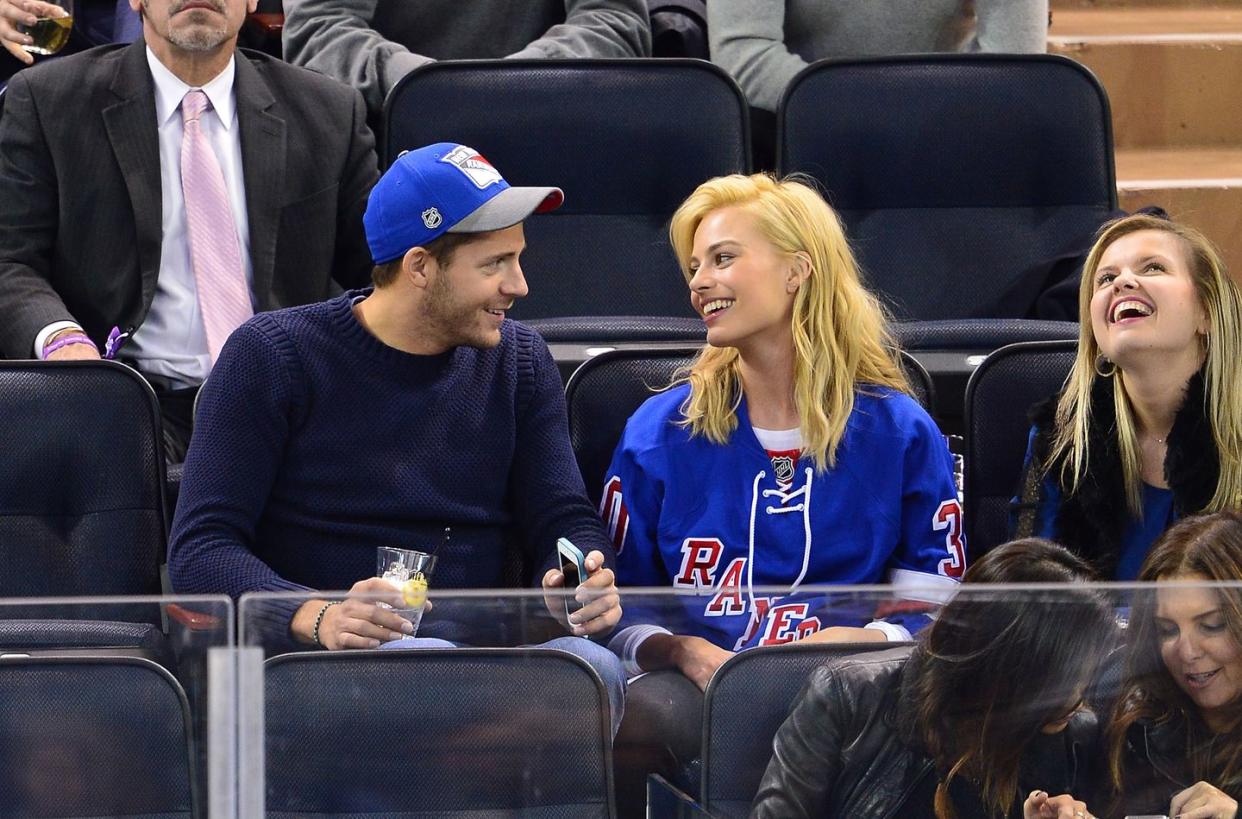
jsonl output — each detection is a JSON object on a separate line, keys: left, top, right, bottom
{"left": 506, "top": 0, "right": 652, "bottom": 59}
{"left": 168, "top": 318, "right": 310, "bottom": 600}
{"left": 972, "top": 0, "right": 1048, "bottom": 53}
{"left": 282, "top": 0, "right": 432, "bottom": 117}
{"left": 708, "top": 0, "right": 809, "bottom": 112}
{"left": 509, "top": 329, "right": 616, "bottom": 584}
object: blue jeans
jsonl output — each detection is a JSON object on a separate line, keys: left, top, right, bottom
{"left": 379, "top": 635, "right": 626, "bottom": 736}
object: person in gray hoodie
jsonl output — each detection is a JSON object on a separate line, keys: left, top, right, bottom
{"left": 710, "top": 0, "right": 1047, "bottom": 114}
{"left": 283, "top": 0, "right": 651, "bottom": 119}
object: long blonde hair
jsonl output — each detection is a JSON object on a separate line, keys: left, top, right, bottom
{"left": 668, "top": 173, "right": 908, "bottom": 471}
{"left": 1049, "top": 214, "right": 1242, "bottom": 514}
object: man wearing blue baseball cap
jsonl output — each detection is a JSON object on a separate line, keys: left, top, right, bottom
{"left": 168, "top": 143, "right": 625, "bottom": 726}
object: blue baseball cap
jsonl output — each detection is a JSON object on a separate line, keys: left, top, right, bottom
{"left": 364, "top": 143, "right": 564, "bottom": 265}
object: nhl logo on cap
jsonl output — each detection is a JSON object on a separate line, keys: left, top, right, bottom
{"left": 422, "top": 207, "right": 443, "bottom": 229}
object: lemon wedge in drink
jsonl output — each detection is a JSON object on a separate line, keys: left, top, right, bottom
{"left": 402, "top": 574, "right": 429, "bottom": 608}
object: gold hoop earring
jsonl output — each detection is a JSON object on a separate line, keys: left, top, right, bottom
{"left": 1094, "top": 354, "right": 1116, "bottom": 378}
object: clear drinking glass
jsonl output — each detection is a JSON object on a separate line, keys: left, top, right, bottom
{"left": 376, "top": 547, "right": 436, "bottom": 637}
{"left": 18, "top": 0, "right": 74, "bottom": 56}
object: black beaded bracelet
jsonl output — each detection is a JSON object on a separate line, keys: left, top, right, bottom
{"left": 312, "top": 601, "right": 341, "bottom": 647}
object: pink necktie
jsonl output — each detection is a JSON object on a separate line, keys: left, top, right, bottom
{"left": 181, "top": 89, "right": 252, "bottom": 362}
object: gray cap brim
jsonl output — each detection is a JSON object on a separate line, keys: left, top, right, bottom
{"left": 448, "top": 186, "right": 564, "bottom": 234}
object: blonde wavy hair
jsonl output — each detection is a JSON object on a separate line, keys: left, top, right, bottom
{"left": 1049, "top": 214, "right": 1242, "bottom": 515}
{"left": 668, "top": 173, "right": 909, "bottom": 471}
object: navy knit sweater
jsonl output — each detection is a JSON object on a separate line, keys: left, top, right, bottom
{"left": 168, "top": 292, "right": 612, "bottom": 633}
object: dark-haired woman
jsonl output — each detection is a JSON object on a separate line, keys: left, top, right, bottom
{"left": 752, "top": 539, "right": 1114, "bottom": 819}
{"left": 1105, "top": 511, "right": 1242, "bottom": 819}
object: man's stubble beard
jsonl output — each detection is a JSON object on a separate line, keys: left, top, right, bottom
{"left": 420, "top": 272, "right": 499, "bottom": 351}
{"left": 141, "top": 0, "right": 231, "bottom": 52}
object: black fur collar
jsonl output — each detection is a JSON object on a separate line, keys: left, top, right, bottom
{"left": 1029, "top": 369, "right": 1217, "bottom": 576}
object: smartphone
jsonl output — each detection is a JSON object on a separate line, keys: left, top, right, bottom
{"left": 557, "top": 537, "right": 587, "bottom": 619}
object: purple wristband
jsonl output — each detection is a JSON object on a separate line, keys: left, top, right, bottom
{"left": 43, "top": 333, "right": 95, "bottom": 357}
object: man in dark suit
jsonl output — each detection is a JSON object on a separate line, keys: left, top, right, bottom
{"left": 0, "top": 0, "right": 378, "bottom": 460}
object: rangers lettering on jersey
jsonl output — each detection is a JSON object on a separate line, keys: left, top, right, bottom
{"left": 674, "top": 538, "right": 723, "bottom": 588}
{"left": 604, "top": 383, "right": 964, "bottom": 655}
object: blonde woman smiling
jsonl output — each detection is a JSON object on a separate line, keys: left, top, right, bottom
{"left": 602, "top": 173, "right": 962, "bottom": 687}
{"left": 1015, "top": 214, "right": 1242, "bottom": 578}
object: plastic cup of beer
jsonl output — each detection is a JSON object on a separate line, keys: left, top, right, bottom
{"left": 376, "top": 547, "right": 436, "bottom": 637}
{"left": 19, "top": 0, "right": 74, "bottom": 56}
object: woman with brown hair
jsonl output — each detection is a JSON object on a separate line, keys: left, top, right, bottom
{"left": 752, "top": 538, "right": 1115, "bottom": 818}
{"left": 1105, "top": 511, "right": 1242, "bottom": 818}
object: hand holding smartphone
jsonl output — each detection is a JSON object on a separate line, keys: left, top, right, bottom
{"left": 556, "top": 537, "right": 588, "bottom": 620}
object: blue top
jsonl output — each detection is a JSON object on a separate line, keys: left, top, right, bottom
{"left": 603, "top": 384, "right": 963, "bottom": 650}
{"left": 168, "top": 292, "right": 611, "bottom": 636}
{"left": 1019, "top": 427, "right": 1177, "bottom": 580}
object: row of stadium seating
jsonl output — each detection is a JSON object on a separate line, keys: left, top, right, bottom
{"left": 0, "top": 339, "right": 1073, "bottom": 608}
{"left": 0, "top": 619, "right": 907, "bottom": 817}
{"left": 378, "top": 55, "right": 1112, "bottom": 349}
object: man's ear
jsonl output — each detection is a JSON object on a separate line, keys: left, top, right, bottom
{"left": 787, "top": 251, "right": 813, "bottom": 293}
{"left": 403, "top": 246, "right": 434, "bottom": 290}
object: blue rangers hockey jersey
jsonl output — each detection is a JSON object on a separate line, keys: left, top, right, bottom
{"left": 601, "top": 383, "right": 963, "bottom": 653}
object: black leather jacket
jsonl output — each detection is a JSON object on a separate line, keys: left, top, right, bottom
{"left": 751, "top": 646, "right": 1098, "bottom": 819}
{"left": 1109, "top": 718, "right": 1242, "bottom": 818}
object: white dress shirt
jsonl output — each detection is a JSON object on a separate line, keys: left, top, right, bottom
{"left": 37, "top": 48, "right": 253, "bottom": 389}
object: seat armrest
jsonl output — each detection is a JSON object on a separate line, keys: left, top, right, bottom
{"left": 648, "top": 774, "right": 715, "bottom": 817}
{"left": 166, "top": 603, "right": 222, "bottom": 631}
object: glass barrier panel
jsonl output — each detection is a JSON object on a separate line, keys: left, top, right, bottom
{"left": 236, "top": 579, "right": 1242, "bottom": 818}
{"left": 0, "top": 595, "right": 234, "bottom": 819}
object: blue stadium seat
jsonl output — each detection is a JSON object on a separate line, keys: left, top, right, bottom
{"left": 963, "top": 340, "right": 1077, "bottom": 557}
{"left": 265, "top": 648, "right": 616, "bottom": 817}
{"left": 383, "top": 59, "right": 750, "bottom": 341}
{"left": 0, "top": 656, "right": 198, "bottom": 817}
{"left": 778, "top": 55, "right": 1114, "bottom": 337}
{"left": 698, "top": 642, "right": 910, "bottom": 818}
{"left": 0, "top": 360, "right": 167, "bottom": 598}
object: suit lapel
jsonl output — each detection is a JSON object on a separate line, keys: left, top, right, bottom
{"left": 102, "top": 41, "right": 162, "bottom": 310}
{"left": 234, "top": 54, "right": 285, "bottom": 310}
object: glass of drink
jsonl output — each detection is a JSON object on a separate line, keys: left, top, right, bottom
{"left": 376, "top": 547, "right": 436, "bottom": 638}
{"left": 18, "top": 0, "right": 74, "bottom": 56}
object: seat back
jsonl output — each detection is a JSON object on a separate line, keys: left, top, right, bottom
{"left": 0, "top": 656, "right": 197, "bottom": 817}
{"left": 700, "top": 642, "right": 908, "bottom": 818}
{"left": 963, "top": 340, "right": 1078, "bottom": 556}
{"left": 265, "top": 648, "right": 615, "bottom": 817}
{"left": 0, "top": 361, "right": 167, "bottom": 597}
{"left": 0, "top": 619, "right": 176, "bottom": 667}
{"left": 778, "top": 55, "right": 1115, "bottom": 321}
{"left": 565, "top": 347, "right": 934, "bottom": 505}
{"left": 383, "top": 59, "right": 749, "bottom": 323}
